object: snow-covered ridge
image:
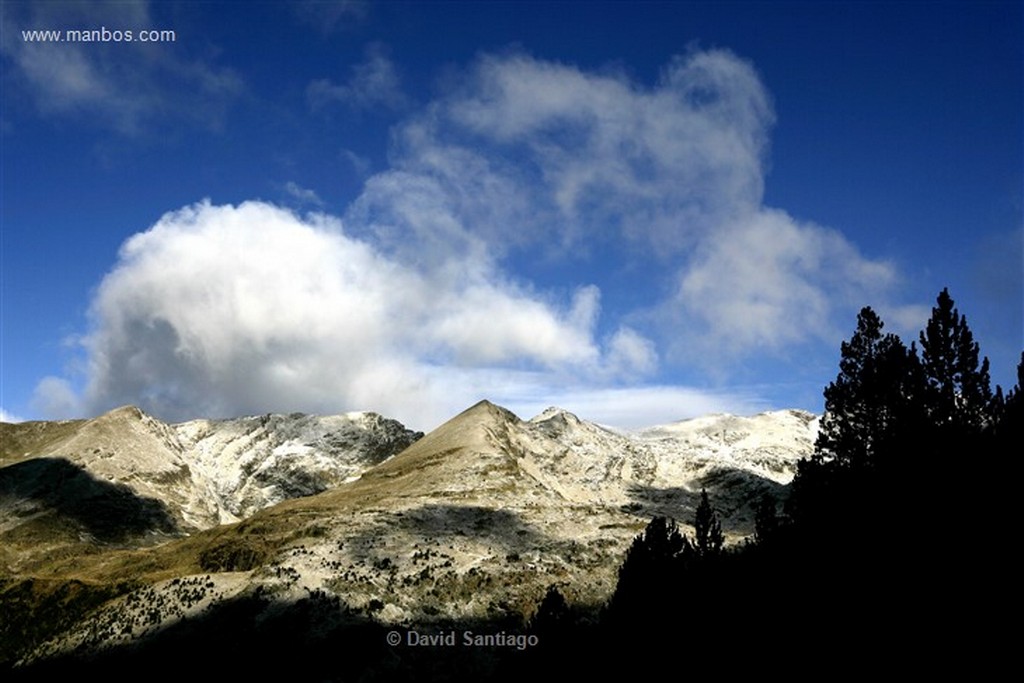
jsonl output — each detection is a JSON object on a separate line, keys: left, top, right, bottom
{"left": 1, "top": 403, "right": 816, "bottom": 534}
{"left": 633, "top": 408, "right": 820, "bottom": 484}
{"left": 506, "top": 406, "right": 818, "bottom": 522}
{"left": 1, "top": 401, "right": 816, "bottom": 542}
{"left": 174, "top": 410, "right": 422, "bottom": 523}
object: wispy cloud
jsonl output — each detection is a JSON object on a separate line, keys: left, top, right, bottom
{"left": 283, "top": 181, "right": 325, "bottom": 207}
{"left": 669, "top": 209, "right": 899, "bottom": 360}
{"left": 1, "top": 1, "right": 243, "bottom": 134}
{"left": 29, "top": 376, "right": 79, "bottom": 419}
{"left": 291, "top": 0, "right": 369, "bottom": 35}
{"left": 341, "top": 148, "right": 372, "bottom": 177}
{"left": 307, "top": 43, "right": 407, "bottom": 112}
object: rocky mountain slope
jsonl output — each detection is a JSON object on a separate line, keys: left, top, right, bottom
{"left": 0, "top": 406, "right": 422, "bottom": 572}
{"left": 0, "top": 400, "right": 816, "bottom": 668}
{"left": 174, "top": 410, "right": 423, "bottom": 522}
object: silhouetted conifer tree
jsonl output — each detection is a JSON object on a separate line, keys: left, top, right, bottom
{"left": 529, "top": 586, "right": 569, "bottom": 633}
{"left": 694, "top": 488, "right": 724, "bottom": 557}
{"left": 813, "top": 306, "right": 923, "bottom": 473}
{"left": 784, "top": 288, "right": 1019, "bottom": 647}
{"left": 606, "top": 516, "right": 690, "bottom": 622}
{"left": 787, "top": 306, "right": 924, "bottom": 535}
{"left": 995, "top": 352, "right": 1023, "bottom": 446}
{"left": 753, "top": 493, "right": 778, "bottom": 545}
{"left": 918, "top": 288, "right": 994, "bottom": 434}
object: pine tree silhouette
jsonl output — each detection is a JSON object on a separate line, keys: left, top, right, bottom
{"left": 694, "top": 488, "right": 724, "bottom": 557}
{"left": 918, "top": 287, "right": 994, "bottom": 434}
{"left": 529, "top": 585, "right": 569, "bottom": 633}
{"left": 813, "top": 306, "right": 922, "bottom": 473}
{"left": 607, "top": 516, "right": 690, "bottom": 621}
{"left": 995, "top": 352, "right": 1023, "bottom": 448}
{"left": 753, "top": 493, "right": 778, "bottom": 545}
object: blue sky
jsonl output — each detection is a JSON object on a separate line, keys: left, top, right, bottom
{"left": 2, "top": 1, "right": 1021, "bottom": 430}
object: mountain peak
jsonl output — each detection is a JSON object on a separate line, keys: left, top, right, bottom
{"left": 529, "top": 406, "right": 581, "bottom": 424}
{"left": 98, "top": 405, "right": 148, "bottom": 421}
{"left": 455, "top": 399, "right": 521, "bottom": 424}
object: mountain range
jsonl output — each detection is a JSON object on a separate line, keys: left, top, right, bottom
{"left": 0, "top": 400, "right": 817, "bottom": 669}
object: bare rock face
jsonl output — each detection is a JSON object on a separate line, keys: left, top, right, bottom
{"left": 1, "top": 400, "right": 816, "bottom": 668}
{"left": 173, "top": 411, "right": 423, "bottom": 522}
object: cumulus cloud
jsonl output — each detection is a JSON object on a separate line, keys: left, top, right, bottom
{"left": 1, "top": 1, "right": 243, "bottom": 134}
{"left": 45, "top": 200, "right": 632, "bottom": 428}
{"left": 37, "top": 49, "right": 912, "bottom": 428}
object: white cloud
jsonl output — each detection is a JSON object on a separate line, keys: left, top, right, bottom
{"left": 439, "top": 49, "right": 772, "bottom": 251}
{"left": 426, "top": 283, "right": 600, "bottom": 367}
{"left": 41, "top": 200, "right": 637, "bottom": 429}
{"left": 604, "top": 327, "right": 658, "bottom": 378}
{"left": 878, "top": 304, "right": 932, "bottom": 340}
{"left": 671, "top": 209, "right": 899, "bottom": 358}
{"left": 307, "top": 43, "right": 407, "bottom": 112}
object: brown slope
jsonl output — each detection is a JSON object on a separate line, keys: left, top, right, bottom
{"left": 1, "top": 406, "right": 207, "bottom": 522}
{"left": 0, "top": 418, "right": 88, "bottom": 467}
{"left": 0, "top": 407, "right": 201, "bottom": 576}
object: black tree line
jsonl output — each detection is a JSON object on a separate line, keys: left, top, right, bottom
{"left": 598, "top": 287, "right": 1020, "bottom": 659}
